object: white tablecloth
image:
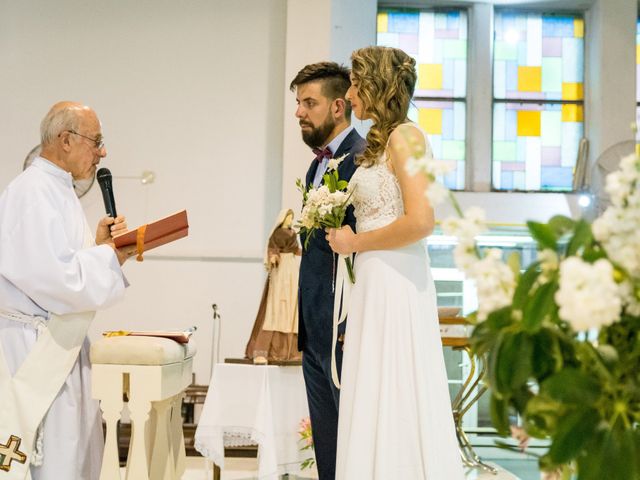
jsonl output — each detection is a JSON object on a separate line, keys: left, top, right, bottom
{"left": 194, "top": 363, "right": 312, "bottom": 479}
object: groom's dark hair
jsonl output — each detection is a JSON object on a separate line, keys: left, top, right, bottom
{"left": 290, "top": 62, "right": 352, "bottom": 118}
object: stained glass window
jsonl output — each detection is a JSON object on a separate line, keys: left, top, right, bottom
{"left": 377, "top": 8, "right": 468, "bottom": 190}
{"left": 493, "top": 11, "right": 584, "bottom": 191}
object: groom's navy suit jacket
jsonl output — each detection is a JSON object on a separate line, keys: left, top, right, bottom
{"left": 298, "top": 128, "right": 366, "bottom": 356}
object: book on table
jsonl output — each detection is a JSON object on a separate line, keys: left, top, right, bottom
{"left": 103, "top": 326, "right": 197, "bottom": 344}
{"left": 113, "top": 210, "right": 188, "bottom": 255}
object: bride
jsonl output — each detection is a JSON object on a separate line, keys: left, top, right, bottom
{"left": 327, "top": 46, "right": 464, "bottom": 479}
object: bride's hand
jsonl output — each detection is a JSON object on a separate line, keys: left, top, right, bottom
{"left": 326, "top": 226, "right": 356, "bottom": 255}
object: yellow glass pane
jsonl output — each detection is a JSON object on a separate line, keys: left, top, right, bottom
{"left": 562, "top": 104, "right": 584, "bottom": 122}
{"left": 562, "top": 82, "right": 583, "bottom": 100}
{"left": 574, "top": 19, "right": 584, "bottom": 38}
{"left": 419, "top": 108, "right": 442, "bottom": 135}
{"left": 418, "top": 64, "right": 443, "bottom": 90}
{"left": 518, "top": 66, "right": 542, "bottom": 92}
{"left": 377, "top": 13, "right": 388, "bottom": 33}
{"left": 517, "top": 110, "right": 541, "bottom": 137}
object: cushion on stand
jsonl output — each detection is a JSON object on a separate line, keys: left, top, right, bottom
{"left": 91, "top": 336, "right": 197, "bottom": 366}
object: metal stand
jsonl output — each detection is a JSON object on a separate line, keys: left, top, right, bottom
{"left": 451, "top": 345, "right": 497, "bottom": 474}
{"left": 209, "top": 304, "right": 221, "bottom": 382}
{"left": 441, "top": 314, "right": 497, "bottom": 475}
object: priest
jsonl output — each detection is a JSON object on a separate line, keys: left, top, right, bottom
{"left": 0, "top": 101, "right": 137, "bottom": 479}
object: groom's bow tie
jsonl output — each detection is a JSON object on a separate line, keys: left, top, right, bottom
{"left": 312, "top": 147, "right": 333, "bottom": 162}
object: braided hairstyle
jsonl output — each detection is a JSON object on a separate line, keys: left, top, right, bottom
{"left": 350, "top": 46, "right": 417, "bottom": 167}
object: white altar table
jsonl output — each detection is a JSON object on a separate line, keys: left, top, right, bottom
{"left": 194, "top": 363, "right": 312, "bottom": 479}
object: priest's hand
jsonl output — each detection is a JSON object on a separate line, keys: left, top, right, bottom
{"left": 96, "top": 215, "right": 128, "bottom": 245}
{"left": 112, "top": 245, "right": 138, "bottom": 266}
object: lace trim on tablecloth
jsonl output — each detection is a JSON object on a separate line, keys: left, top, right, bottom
{"left": 195, "top": 425, "right": 312, "bottom": 476}
{"left": 195, "top": 425, "right": 266, "bottom": 468}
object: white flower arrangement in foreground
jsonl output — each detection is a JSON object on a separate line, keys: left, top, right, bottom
{"left": 407, "top": 146, "right": 640, "bottom": 333}
{"left": 555, "top": 257, "right": 621, "bottom": 331}
{"left": 405, "top": 133, "right": 640, "bottom": 479}
{"left": 592, "top": 153, "right": 640, "bottom": 277}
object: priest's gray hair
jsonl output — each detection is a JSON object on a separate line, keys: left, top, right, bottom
{"left": 40, "top": 103, "right": 84, "bottom": 146}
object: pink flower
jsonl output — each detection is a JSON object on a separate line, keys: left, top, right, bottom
{"left": 510, "top": 425, "right": 530, "bottom": 451}
{"left": 298, "top": 416, "right": 312, "bottom": 435}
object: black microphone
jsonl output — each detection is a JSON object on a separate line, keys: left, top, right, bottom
{"left": 96, "top": 167, "right": 117, "bottom": 218}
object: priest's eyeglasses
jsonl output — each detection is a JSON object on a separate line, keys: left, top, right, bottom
{"left": 66, "top": 130, "right": 105, "bottom": 150}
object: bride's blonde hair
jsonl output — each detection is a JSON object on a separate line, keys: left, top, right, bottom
{"left": 351, "top": 46, "right": 417, "bottom": 167}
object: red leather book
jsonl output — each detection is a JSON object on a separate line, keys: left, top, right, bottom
{"left": 113, "top": 210, "right": 189, "bottom": 254}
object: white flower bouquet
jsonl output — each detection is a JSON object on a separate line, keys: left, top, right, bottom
{"left": 296, "top": 154, "right": 356, "bottom": 283}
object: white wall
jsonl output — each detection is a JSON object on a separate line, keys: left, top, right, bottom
{"left": 0, "top": 0, "right": 286, "bottom": 383}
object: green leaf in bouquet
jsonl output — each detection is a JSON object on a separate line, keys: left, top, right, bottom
{"left": 523, "top": 280, "right": 558, "bottom": 332}
{"left": 595, "top": 344, "right": 619, "bottom": 370}
{"left": 574, "top": 429, "right": 606, "bottom": 480}
{"left": 581, "top": 243, "right": 608, "bottom": 263}
{"left": 507, "top": 251, "right": 521, "bottom": 280}
{"left": 541, "top": 368, "right": 601, "bottom": 405}
{"left": 300, "top": 457, "right": 316, "bottom": 470}
{"left": 574, "top": 341, "right": 617, "bottom": 385}
{"left": 336, "top": 180, "right": 348, "bottom": 190}
{"left": 510, "top": 385, "right": 534, "bottom": 413}
{"left": 598, "top": 315, "right": 640, "bottom": 368}
{"left": 496, "top": 331, "right": 534, "bottom": 391}
{"left": 565, "top": 219, "right": 593, "bottom": 257}
{"left": 634, "top": 429, "right": 640, "bottom": 478}
{"left": 470, "top": 306, "right": 513, "bottom": 357}
{"left": 323, "top": 172, "right": 338, "bottom": 192}
{"left": 527, "top": 221, "right": 558, "bottom": 250}
{"left": 512, "top": 261, "right": 541, "bottom": 311}
{"left": 537, "top": 453, "right": 568, "bottom": 480}
{"left": 532, "top": 328, "right": 564, "bottom": 379}
{"left": 547, "top": 215, "right": 575, "bottom": 237}
{"left": 524, "top": 394, "right": 563, "bottom": 438}
{"left": 488, "top": 331, "right": 506, "bottom": 393}
{"left": 489, "top": 393, "right": 511, "bottom": 436}
{"left": 302, "top": 228, "right": 316, "bottom": 250}
{"left": 486, "top": 306, "right": 514, "bottom": 329}
{"left": 548, "top": 407, "right": 600, "bottom": 465}
{"left": 576, "top": 426, "right": 639, "bottom": 480}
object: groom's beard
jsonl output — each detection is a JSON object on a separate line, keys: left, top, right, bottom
{"left": 301, "top": 114, "right": 335, "bottom": 149}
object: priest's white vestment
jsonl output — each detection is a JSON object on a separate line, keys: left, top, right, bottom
{"left": 0, "top": 157, "right": 126, "bottom": 480}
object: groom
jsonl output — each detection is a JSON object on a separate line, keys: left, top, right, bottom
{"left": 290, "top": 62, "right": 366, "bottom": 480}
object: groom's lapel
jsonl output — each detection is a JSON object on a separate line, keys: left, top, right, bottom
{"left": 305, "top": 157, "right": 317, "bottom": 188}
{"left": 333, "top": 129, "right": 359, "bottom": 159}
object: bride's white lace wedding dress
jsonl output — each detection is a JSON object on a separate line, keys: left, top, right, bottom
{"left": 335, "top": 129, "right": 464, "bottom": 479}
